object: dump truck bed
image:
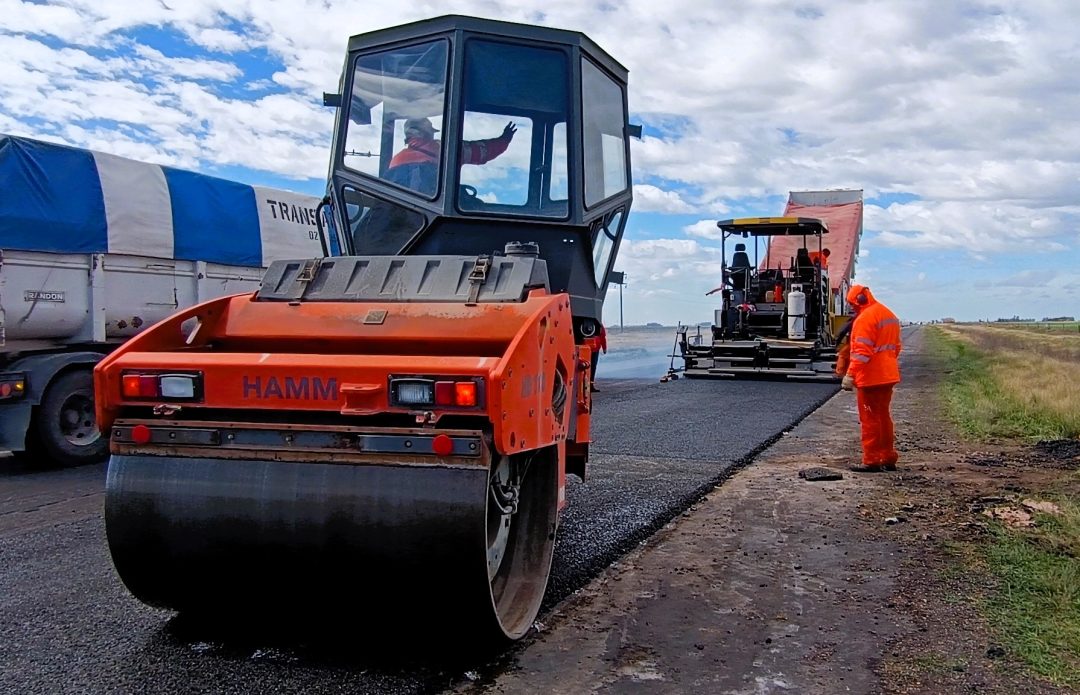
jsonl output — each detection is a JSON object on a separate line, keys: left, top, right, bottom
{"left": 761, "top": 189, "right": 863, "bottom": 294}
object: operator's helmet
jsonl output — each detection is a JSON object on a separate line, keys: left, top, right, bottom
{"left": 404, "top": 118, "right": 438, "bottom": 138}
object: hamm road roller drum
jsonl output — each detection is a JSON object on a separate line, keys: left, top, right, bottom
{"left": 106, "top": 446, "right": 557, "bottom": 638}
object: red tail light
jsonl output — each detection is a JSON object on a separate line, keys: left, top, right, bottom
{"left": 432, "top": 434, "right": 454, "bottom": 456}
{"left": 122, "top": 374, "right": 159, "bottom": 398}
{"left": 454, "top": 382, "right": 477, "bottom": 407}
{"left": 0, "top": 373, "right": 27, "bottom": 401}
{"left": 389, "top": 376, "right": 483, "bottom": 409}
{"left": 120, "top": 371, "right": 203, "bottom": 401}
{"left": 434, "top": 380, "right": 455, "bottom": 406}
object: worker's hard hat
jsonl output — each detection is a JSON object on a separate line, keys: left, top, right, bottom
{"left": 404, "top": 118, "right": 438, "bottom": 135}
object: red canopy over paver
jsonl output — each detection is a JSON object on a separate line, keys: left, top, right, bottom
{"left": 761, "top": 190, "right": 863, "bottom": 293}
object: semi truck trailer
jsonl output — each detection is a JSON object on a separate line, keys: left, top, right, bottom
{"left": 0, "top": 135, "right": 323, "bottom": 464}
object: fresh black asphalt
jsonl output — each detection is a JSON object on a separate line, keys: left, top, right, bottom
{"left": 0, "top": 376, "right": 836, "bottom": 694}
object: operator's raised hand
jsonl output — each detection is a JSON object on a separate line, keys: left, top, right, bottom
{"left": 502, "top": 121, "right": 517, "bottom": 141}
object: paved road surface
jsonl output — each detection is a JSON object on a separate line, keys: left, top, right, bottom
{"left": 0, "top": 377, "right": 835, "bottom": 694}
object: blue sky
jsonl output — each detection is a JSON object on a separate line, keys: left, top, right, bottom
{"left": 2, "top": 1, "right": 1078, "bottom": 324}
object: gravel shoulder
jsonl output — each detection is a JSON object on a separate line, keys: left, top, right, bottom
{"left": 462, "top": 326, "right": 1072, "bottom": 694}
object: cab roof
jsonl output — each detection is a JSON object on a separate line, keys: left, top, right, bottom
{"left": 716, "top": 217, "right": 829, "bottom": 237}
{"left": 347, "top": 15, "right": 628, "bottom": 80}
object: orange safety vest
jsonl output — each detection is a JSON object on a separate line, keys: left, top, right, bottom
{"left": 846, "top": 286, "right": 902, "bottom": 388}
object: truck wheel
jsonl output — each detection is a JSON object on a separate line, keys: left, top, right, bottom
{"left": 35, "top": 370, "right": 107, "bottom": 466}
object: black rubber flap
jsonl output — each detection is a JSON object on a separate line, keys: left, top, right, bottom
{"left": 256, "top": 255, "right": 550, "bottom": 303}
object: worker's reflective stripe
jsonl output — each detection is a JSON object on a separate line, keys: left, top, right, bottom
{"left": 852, "top": 354, "right": 871, "bottom": 363}
{"left": 855, "top": 337, "right": 875, "bottom": 346}
{"left": 875, "top": 343, "right": 897, "bottom": 353}
{"left": 877, "top": 318, "right": 900, "bottom": 329}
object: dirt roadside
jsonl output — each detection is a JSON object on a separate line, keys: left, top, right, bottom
{"left": 459, "top": 327, "right": 1073, "bottom": 694}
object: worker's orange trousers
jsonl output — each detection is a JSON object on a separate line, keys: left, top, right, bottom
{"left": 856, "top": 384, "right": 898, "bottom": 467}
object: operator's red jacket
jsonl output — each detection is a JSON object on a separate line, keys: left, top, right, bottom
{"left": 388, "top": 134, "right": 512, "bottom": 169}
{"left": 584, "top": 324, "right": 607, "bottom": 355}
{"left": 845, "top": 285, "right": 901, "bottom": 388}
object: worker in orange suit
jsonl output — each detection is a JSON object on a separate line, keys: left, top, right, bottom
{"left": 584, "top": 323, "right": 607, "bottom": 393}
{"left": 841, "top": 285, "right": 902, "bottom": 472}
{"left": 809, "top": 247, "right": 831, "bottom": 269}
{"left": 834, "top": 319, "right": 852, "bottom": 377}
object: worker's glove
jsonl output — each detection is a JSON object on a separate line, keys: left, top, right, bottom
{"left": 502, "top": 121, "right": 517, "bottom": 141}
{"left": 841, "top": 375, "right": 855, "bottom": 391}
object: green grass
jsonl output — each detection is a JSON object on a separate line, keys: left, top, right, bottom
{"left": 925, "top": 327, "right": 1078, "bottom": 440}
{"left": 984, "top": 520, "right": 1080, "bottom": 686}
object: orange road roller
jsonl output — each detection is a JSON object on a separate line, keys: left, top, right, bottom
{"left": 95, "top": 15, "right": 635, "bottom": 642}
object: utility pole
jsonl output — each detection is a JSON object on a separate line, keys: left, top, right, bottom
{"left": 608, "top": 271, "right": 626, "bottom": 331}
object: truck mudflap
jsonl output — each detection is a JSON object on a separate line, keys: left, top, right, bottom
{"left": 105, "top": 439, "right": 559, "bottom": 641}
{"left": 0, "top": 400, "right": 33, "bottom": 453}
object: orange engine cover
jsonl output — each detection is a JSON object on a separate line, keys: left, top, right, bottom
{"left": 94, "top": 289, "right": 584, "bottom": 457}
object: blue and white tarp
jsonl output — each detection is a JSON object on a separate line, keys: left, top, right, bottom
{"left": 0, "top": 135, "right": 325, "bottom": 267}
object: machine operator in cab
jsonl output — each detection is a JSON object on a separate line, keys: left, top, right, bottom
{"left": 386, "top": 117, "right": 518, "bottom": 195}
{"left": 809, "top": 247, "right": 831, "bottom": 269}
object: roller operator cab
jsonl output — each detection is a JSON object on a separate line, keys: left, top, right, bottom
{"left": 95, "top": 16, "right": 634, "bottom": 644}
{"left": 327, "top": 15, "right": 632, "bottom": 329}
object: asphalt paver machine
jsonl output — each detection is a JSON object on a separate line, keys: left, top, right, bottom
{"left": 676, "top": 217, "right": 839, "bottom": 380}
{"left": 95, "top": 16, "right": 635, "bottom": 642}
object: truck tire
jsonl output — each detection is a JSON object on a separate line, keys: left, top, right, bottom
{"left": 35, "top": 369, "right": 108, "bottom": 466}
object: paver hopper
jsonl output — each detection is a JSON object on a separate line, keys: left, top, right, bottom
{"left": 95, "top": 15, "right": 635, "bottom": 642}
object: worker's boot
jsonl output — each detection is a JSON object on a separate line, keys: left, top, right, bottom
{"left": 848, "top": 464, "right": 882, "bottom": 473}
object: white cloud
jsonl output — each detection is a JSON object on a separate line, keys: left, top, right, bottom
{"left": 868, "top": 200, "right": 1075, "bottom": 253}
{"left": 131, "top": 44, "right": 242, "bottom": 82}
{"left": 682, "top": 219, "right": 722, "bottom": 240}
{"left": 190, "top": 27, "right": 252, "bottom": 53}
{"left": 632, "top": 184, "right": 695, "bottom": 213}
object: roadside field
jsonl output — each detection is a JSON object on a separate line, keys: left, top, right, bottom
{"left": 931, "top": 323, "right": 1080, "bottom": 440}
{"left": 927, "top": 325, "right": 1080, "bottom": 687}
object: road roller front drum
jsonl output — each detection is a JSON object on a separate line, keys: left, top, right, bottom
{"left": 104, "top": 445, "right": 559, "bottom": 642}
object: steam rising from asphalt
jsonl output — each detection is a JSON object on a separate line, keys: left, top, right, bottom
{"left": 595, "top": 327, "right": 682, "bottom": 380}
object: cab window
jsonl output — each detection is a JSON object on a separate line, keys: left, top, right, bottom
{"left": 457, "top": 40, "right": 569, "bottom": 218}
{"left": 343, "top": 40, "right": 449, "bottom": 199}
{"left": 582, "top": 59, "right": 628, "bottom": 207}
